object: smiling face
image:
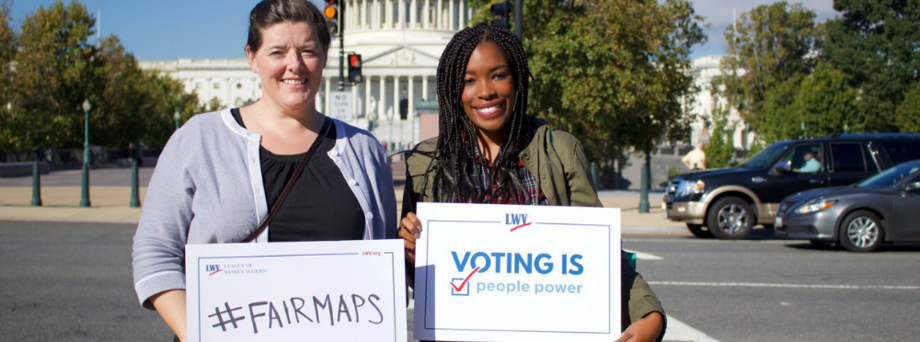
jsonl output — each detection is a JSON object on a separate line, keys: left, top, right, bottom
{"left": 247, "top": 21, "right": 326, "bottom": 114}
{"left": 460, "top": 41, "right": 515, "bottom": 142}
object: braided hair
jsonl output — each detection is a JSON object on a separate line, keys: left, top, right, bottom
{"left": 432, "top": 24, "right": 539, "bottom": 203}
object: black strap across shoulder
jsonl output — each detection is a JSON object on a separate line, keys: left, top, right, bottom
{"left": 241, "top": 119, "right": 331, "bottom": 243}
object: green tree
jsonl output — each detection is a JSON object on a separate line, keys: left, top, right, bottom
{"left": 0, "top": 0, "right": 16, "bottom": 148}
{"left": 10, "top": 0, "right": 98, "bottom": 149}
{"left": 895, "top": 82, "right": 920, "bottom": 133}
{"left": 471, "top": 0, "right": 706, "bottom": 187}
{"left": 703, "top": 102, "right": 736, "bottom": 169}
{"left": 716, "top": 1, "right": 819, "bottom": 143}
{"left": 822, "top": 0, "right": 920, "bottom": 133}
{"left": 790, "top": 62, "right": 855, "bottom": 137}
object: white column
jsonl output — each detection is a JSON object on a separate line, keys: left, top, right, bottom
{"left": 372, "top": 0, "right": 378, "bottom": 29}
{"left": 436, "top": 0, "right": 442, "bottom": 29}
{"left": 361, "top": 0, "right": 367, "bottom": 30}
{"left": 422, "top": 76, "right": 429, "bottom": 101}
{"left": 408, "top": 75, "right": 415, "bottom": 120}
{"left": 397, "top": 0, "right": 404, "bottom": 28}
{"left": 410, "top": 0, "right": 418, "bottom": 29}
{"left": 365, "top": 76, "right": 373, "bottom": 119}
{"left": 467, "top": 7, "right": 473, "bottom": 28}
{"left": 448, "top": 0, "right": 454, "bottom": 30}
{"left": 351, "top": 0, "right": 358, "bottom": 31}
{"left": 352, "top": 82, "right": 359, "bottom": 123}
{"left": 385, "top": 0, "right": 391, "bottom": 29}
{"left": 458, "top": 0, "right": 464, "bottom": 30}
{"left": 325, "top": 77, "right": 332, "bottom": 115}
{"left": 394, "top": 75, "right": 401, "bottom": 120}
{"left": 423, "top": 0, "right": 430, "bottom": 29}
{"left": 315, "top": 79, "right": 323, "bottom": 112}
{"left": 378, "top": 76, "right": 386, "bottom": 121}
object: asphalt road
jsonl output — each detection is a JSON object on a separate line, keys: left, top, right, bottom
{"left": 0, "top": 221, "right": 172, "bottom": 342}
{"left": 623, "top": 235, "right": 920, "bottom": 342}
{"left": 3, "top": 221, "right": 918, "bottom": 341}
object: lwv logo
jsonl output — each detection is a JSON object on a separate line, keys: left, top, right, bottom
{"left": 506, "top": 213, "right": 528, "bottom": 225}
{"left": 507, "top": 213, "right": 532, "bottom": 231}
{"left": 206, "top": 264, "right": 222, "bottom": 276}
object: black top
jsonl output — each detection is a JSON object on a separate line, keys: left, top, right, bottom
{"left": 231, "top": 108, "right": 365, "bottom": 242}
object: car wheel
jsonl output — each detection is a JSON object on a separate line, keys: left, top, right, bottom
{"left": 838, "top": 210, "right": 884, "bottom": 253}
{"left": 706, "top": 197, "right": 755, "bottom": 239}
{"left": 687, "top": 224, "right": 713, "bottom": 238}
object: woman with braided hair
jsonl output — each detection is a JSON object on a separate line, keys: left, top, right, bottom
{"left": 398, "top": 24, "right": 665, "bottom": 342}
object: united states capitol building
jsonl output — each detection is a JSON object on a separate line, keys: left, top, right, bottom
{"left": 139, "top": 0, "right": 747, "bottom": 151}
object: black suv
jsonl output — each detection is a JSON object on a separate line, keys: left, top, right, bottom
{"left": 663, "top": 134, "right": 920, "bottom": 239}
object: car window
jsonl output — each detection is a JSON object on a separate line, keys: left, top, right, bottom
{"left": 778, "top": 143, "right": 823, "bottom": 173}
{"left": 739, "top": 142, "right": 791, "bottom": 169}
{"left": 881, "top": 141, "right": 920, "bottom": 165}
{"left": 830, "top": 143, "right": 867, "bottom": 172}
{"left": 857, "top": 163, "right": 920, "bottom": 188}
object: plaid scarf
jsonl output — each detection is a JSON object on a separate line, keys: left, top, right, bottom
{"left": 466, "top": 120, "right": 548, "bottom": 205}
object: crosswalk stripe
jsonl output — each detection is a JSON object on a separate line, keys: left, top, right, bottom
{"left": 649, "top": 281, "right": 920, "bottom": 290}
{"left": 624, "top": 249, "right": 664, "bottom": 260}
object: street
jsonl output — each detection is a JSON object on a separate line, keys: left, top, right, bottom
{"left": 624, "top": 235, "right": 920, "bottom": 341}
{"left": 2, "top": 221, "right": 918, "bottom": 341}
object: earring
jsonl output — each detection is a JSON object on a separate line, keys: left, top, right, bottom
{"left": 252, "top": 68, "right": 259, "bottom": 73}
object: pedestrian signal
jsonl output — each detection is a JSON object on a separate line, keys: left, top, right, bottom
{"left": 347, "top": 53, "right": 363, "bottom": 83}
{"left": 490, "top": 1, "right": 512, "bottom": 29}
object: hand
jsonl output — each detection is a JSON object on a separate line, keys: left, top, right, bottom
{"left": 615, "top": 311, "right": 663, "bottom": 342}
{"left": 398, "top": 212, "right": 422, "bottom": 266}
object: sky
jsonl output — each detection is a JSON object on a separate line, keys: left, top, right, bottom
{"left": 10, "top": 0, "right": 837, "bottom": 61}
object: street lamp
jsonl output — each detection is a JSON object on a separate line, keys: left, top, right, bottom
{"left": 174, "top": 111, "right": 181, "bottom": 130}
{"left": 80, "top": 99, "right": 92, "bottom": 207}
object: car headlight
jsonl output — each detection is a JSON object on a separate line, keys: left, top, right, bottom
{"left": 676, "top": 180, "right": 705, "bottom": 197}
{"left": 795, "top": 199, "right": 837, "bottom": 214}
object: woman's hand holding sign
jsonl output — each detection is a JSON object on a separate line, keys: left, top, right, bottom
{"left": 615, "top": 311, "right": 664, "bottom": 342}
{"left": 399, "top": 212, "right": 422, "bottom": 266}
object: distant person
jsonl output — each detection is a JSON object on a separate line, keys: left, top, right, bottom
{"left": 682, "top": 142, "right": 706, "bottom": 171}
{"left": 796, "top": 152, "right": 821, "bottom": 173}
{"left": 131, "top": 1, "right": 396, "bottom": 340}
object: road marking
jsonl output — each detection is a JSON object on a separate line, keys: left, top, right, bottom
{"left": 623, "top": 249, "right": 663, "bottom": 261}
{"left": 663, "top": 315, "right": 721, "bottom": 342}
{"left": 649, "top": 281, "right": 920, "bottom": 290}
{"left": 624, "top": 238, "right": 792, "bottom": 244}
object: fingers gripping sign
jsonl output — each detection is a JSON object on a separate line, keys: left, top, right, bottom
{"left": 399, "top": 212, "right": 422, "bottom": 266}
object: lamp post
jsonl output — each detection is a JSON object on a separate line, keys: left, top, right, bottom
{"left": 80, "top": 99, "right": 92, "bottom": 207}
{"left": 174, "top": 111, "right": 181, "bottom": 130}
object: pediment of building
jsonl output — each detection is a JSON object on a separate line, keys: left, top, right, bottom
{"left": 328, "top": 45, "right": 440, "bottom": 69}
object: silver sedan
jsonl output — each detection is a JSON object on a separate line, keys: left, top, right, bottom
{"left": 775, "top": 160, "right": 920, "bottom": 252}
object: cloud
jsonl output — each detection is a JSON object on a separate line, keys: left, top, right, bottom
{"left": 691, "top": 0, "right": 838, "bottom": 57}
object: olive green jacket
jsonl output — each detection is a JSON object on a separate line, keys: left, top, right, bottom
{"left": 401, "top": 123, "right": 665, "bottom": 336}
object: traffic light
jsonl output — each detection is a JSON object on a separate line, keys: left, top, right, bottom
{"left": 490, "top": 1, "right": 512, "bottom": 29}
{"left": 323, "top": 0, "right": 340, "bottom": 36}
{"left": 347, "top": 53, "right": 362, "bottom": 83}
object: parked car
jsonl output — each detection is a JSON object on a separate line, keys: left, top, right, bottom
{"left": 663, "top": 133, "right": 920, "bottom": 239}
{"left": 774, "top": 160, "right": 920, "bottom": 252}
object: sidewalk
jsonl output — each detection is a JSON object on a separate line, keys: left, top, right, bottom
{"left": 0, "top": 186, "right": 688, "bottom": 235}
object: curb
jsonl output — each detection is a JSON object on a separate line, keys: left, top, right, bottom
{"left": 0, "top": 216, "right": 691, "bottom": 236}
{"left": 0, "top": 217, "right": 141, "bottom": 225}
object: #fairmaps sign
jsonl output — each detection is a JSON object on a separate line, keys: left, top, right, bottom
{"left": 414, "top": 203, "right": 622, "bottom": 342}
{"left": 185, "top": 240, "right": 407, "bottom": 342}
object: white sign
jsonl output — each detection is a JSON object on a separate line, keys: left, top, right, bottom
{"left": 413, "top": 203, "right": 621, "bottom": 342}
{"left": 186, "top": 240, "right": 407, "bottom": 342}
{"left": 329, "top": 91, "right": 353, "bottom": 122}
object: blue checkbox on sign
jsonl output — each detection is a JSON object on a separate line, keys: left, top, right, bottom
{"left": 450, "top": 278, "right": 470, "bottom": 296}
